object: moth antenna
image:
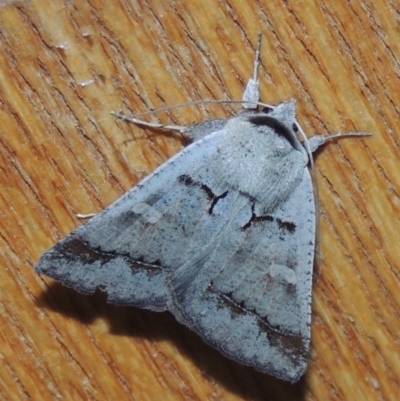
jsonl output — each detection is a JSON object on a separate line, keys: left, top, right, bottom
{"left": 112, "top": 34, "right": 266, "bottom": 126}
{"left": 111, "top": 99, "right": 275, "bottom": 133}
{"left": 111, "top": 100, "right": 274, "bottom": 119}
{"left": 293, "top": 122, "right": 322, "bottom": 266}
{"left": 297, "top": 127, "right": 371, "bottom": 272}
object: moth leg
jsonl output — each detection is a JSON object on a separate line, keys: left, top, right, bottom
{"left": 76, "top": 212, "right": 97, "bottom": 219}
{"left": 241, "top": 32, "right": 262, "bottom": 109}
{"left": 307, "top": 131, "right": 371, "bottom": 153}
{"left": 111, "top": 111, "right": 186, "bottom": 133}
{"left": 113, "top": 108, "right": 231, "bottom": 143}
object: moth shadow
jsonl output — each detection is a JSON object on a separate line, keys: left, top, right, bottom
{"left": 36, "top": 282, "right": 307, "bottom": 400}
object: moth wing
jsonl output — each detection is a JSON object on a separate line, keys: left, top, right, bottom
{"left": 35, "top": 127, "right": 241, "bottom": 311}
{"left": 169, "top": 167, "right": 315, "bottom": 383}
{"left": 36, "top": 116, "right": 314, "bottom": 382}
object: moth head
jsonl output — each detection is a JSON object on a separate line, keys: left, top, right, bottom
{"left": 268, "top": 99, "right": 297, "bottom": 130}
{"left": 245, "top": 99, "right": 305, "bottom": 154}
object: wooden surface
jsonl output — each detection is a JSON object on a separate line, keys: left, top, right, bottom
{"left": 1, "top": 0, "right": 399, "bottom": 400}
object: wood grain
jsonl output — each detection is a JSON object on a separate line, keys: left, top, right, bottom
{"left": 1, "top": 0, "right": 399, "bottom": 400}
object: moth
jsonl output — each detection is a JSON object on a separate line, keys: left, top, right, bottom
{"left": 35, "top": 35, "right": 368, "bottom": 382}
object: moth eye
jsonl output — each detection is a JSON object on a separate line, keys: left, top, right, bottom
{"left": 292, "top": 123, "right": 299, "bottom": 132}
{"left": 262, "top": 106, "right": 274, "bottom": 114}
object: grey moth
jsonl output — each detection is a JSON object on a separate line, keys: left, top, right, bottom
{"left": 35, "top": 35, "right": 368, "bottom": 382}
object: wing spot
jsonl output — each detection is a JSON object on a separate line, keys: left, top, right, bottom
{"left": 200, "top": 183, "right": 214, "bottom": 200}
{"left": 276, "top": 218, "right": 296, "bottom": 233}
{"left": 178, "top": 174, "right": 194, "bottom": 187}
{"left": 177, "top": 174, "right": 228, "bottom": 214}
{"left": 242, "top": 205, "right": 296, "bottom": 233}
